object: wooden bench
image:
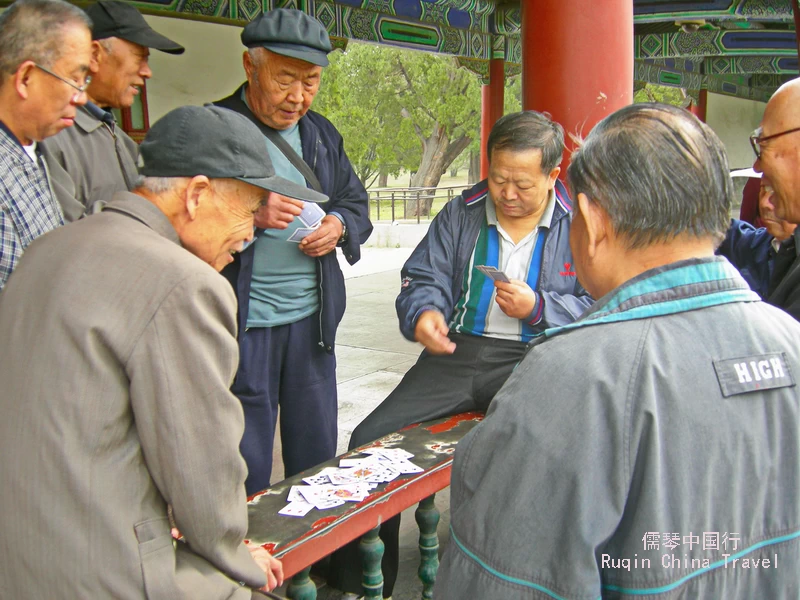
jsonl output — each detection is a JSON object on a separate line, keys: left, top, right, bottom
{"left": 245, "top": 412, "right": 484, "bottom": 600}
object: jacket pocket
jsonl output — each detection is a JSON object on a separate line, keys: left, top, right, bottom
{"left": 134, "top": 517, "right": 178, "bottom": 600}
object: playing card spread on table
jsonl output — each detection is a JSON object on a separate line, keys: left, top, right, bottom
{"left": 287, "top": 227, "right": 318, "bottom": 243}
{"left": 476, "top": 265, "right": 510, "bottom": 283}
{"left": 298, "top": 202, "right": 326, "bottom": 228}
{"left": 278, "top": 449, "right": 425, "bottom": 517}
{"left": 278, "top": 500, "right": 314, "bottom": 517}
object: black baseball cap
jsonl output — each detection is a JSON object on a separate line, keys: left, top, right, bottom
{"left": 86, "top": 1, "right": 185, "bottom": 55}
{"left": 139, "top": 105, "right": 328, "bottom": 204}
{"left": 241, "top": 9, "right": 331, "bottom": 67}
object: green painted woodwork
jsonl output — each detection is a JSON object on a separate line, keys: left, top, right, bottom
{"left": 4, "top": 0, "right": 786, "bottom": 103}
{"left": 415, "top": 495, "right": 441, "bottom": 600}
{"left": 360, "top": 526, "right": 384, "bottom": 599}
{"left": 287, "top": 566, "right": 317, "bottom": 600}
{"left": 379, "top": 20, "right": 440, "bottom": 47}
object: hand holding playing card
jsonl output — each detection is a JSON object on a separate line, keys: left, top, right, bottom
{"left": 254, "top": 193, "right": 304, "bottom": 230}
{"left": 494, "top": 279, "right": 537, "bottom": 319}
{"left": 414, "top": 310, "right": 456, "bottom": 355}
{"left": 245, "top": 541, "right": 284, "bottom": 591}
{"left": 299, "top": 215, "right": 342, "bottom": 257}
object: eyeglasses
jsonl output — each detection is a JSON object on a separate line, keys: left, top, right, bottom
{"left": 749, "top": 126, "right": 800, "bottom": 159}
{"left": 33, "top": 63, "right": 91, "bottom": 98}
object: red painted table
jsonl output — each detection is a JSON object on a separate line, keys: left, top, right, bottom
{"left": 245, "top": 412, "right": 484, "bottom": 597}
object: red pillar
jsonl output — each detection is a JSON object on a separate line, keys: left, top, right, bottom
{"left": 793, "top": 0, "right": 800, "bottom": 58}
{"left": 480, "top": 56, "right": 505, "bottom": 179}
{"left": 689, "top": 89, "right": 708, "bottom": 123}
{"left": 521, "top": 0, "right": 633, "bottom": 163}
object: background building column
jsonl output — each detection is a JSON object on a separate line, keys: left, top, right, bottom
{"left": 480, "top": 51, "right": 505, "bottom": 179}
{"left": 521, "top": 0, "right": 634, "bottom": 162}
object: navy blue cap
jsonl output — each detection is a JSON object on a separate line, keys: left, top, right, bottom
{"left": 241, "top": 9, "right": 331, "bottom": 67}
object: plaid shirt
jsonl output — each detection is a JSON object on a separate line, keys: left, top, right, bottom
{"left": 0, "top": 124, "right": 64, "bottom": 291}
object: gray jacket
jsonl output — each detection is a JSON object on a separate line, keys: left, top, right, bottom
{"left": 41, "top": 103, "right": 139, "bottom": 221}
{"left": 0, "top": 192, "right": 265, "bottom": 599}
{"left": 435, "top": 257, "right": 800, "bottom": 599}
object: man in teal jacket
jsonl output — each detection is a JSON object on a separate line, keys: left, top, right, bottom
{"left": 435, "top": 103, "right": 800, "bottom": 599}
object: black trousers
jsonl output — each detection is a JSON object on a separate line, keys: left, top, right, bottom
{"left": 326, "top": 332, "right": 528, "bottom": 597}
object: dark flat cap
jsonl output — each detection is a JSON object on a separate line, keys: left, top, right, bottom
{"left": 140, "top": 105, "right": 327, "bottom": 204}
{"left": 86, "top": 1, "right": 185, "bottom": 55}
{"left": 241, "top": 8, "right": 331, "bottom": 67}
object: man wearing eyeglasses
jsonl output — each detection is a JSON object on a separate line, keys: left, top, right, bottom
{"left": 749, "top": 78, "right": 800, "bottom": 320}
{"left": 41, "top": 1, "right": 184, "bottom": 221}
{"left": 0, "top": 0, "right": 92, "bottom": 291}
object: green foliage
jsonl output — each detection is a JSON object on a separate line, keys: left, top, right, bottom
{"left": 633, "top": 84, "right": 688, "bottom": 107}
{"left": 314, "top": 41, "right": 483, "bottom": 187}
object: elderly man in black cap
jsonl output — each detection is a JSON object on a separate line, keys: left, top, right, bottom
{"left": 0, "top": 104, "right": 327, "bottom": 598}
{"left": 42, "top": 0, "right": 185, "bottom": 221}
{"left": 214, "top": 9, "right": 372, "bottom": 498}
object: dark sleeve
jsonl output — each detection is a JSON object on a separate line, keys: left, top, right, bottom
{"left": 324, "top": 128, "right": 372, "bottom": 266}
{"left": 716, "top": 219, "right": 773, "bottom": 297}
{"left": 396, "top": 200, "right": 462, "bottom": 341}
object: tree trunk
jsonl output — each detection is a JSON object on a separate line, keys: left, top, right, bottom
{"left": 468, "top": 150, "right": 480, "bottom": 184}
{"left": 378, "top": 171, "right": 388, "bottom": 187}
{"left": 409, "top": 125, "right": 472, "bottom": 216}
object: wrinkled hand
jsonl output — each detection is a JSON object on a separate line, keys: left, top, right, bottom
{"left": 414, "top": 310, "right": 456, "bottom": 355}
{"left": 299, "top": 215, "right": 343, "bottom": 257}
{"left": 245, "top": 541, "right": 284, "bottom": 592}
{"left": 494, "top": 279, "right": 537, "bottom": 319}
{"left": 253, "top": 193, "right": 304, "bottom": 230}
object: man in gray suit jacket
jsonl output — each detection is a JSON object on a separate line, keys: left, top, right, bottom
{"left": 0, "top": 105, "right": 325, "bottom": 599}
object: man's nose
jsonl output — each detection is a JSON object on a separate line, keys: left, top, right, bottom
{"left": 286, "top": 82, "right": 303, "bottom": 103}
{"left": 140, "top": 59, "right": 152, "bottom": 80}
{"left": 753, "top": 157, "right": 763, "bottom": 174}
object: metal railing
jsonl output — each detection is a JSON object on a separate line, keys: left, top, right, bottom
{"left": 368, "top": 184, "right": 472, "bottom": 223}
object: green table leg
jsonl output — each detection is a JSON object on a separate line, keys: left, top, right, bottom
{"left": 360, "top": 525, "right": 385, "bottom": 599}
{"left": 286, "top": 566, "right": 316, "bottom": 600}
{"left": 415, "top": 494, "right": 440, "bottom": 600}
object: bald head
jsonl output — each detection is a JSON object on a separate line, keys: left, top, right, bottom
{"left": 754, "top": 78, "right": 800, "bottom": 224}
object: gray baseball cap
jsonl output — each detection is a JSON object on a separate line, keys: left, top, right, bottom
{"left": 139, "top": 105, "right": 327, "bottom": 203}
{"left": 241, "top": 8, "right": 332, "bottom": 67}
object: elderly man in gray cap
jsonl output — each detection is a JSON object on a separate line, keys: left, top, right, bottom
{"left": 0, "top": 105, "right": 326, "bottom": 599}
{"left": 42, "top": 0, "right": 185, "bottom": 221}
{"left": 214, "top": 9, "right": 372, "bottom": 498}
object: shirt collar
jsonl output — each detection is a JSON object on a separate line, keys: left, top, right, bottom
{"left": 0, "top": 119, "right": 23, "bottom": 148}
{"left": 485, "top": 187, "right": 557, "bottom": 230}
{"left": 101, "top": 191, "right": 182, "bottom": 247}
{"left": 74, "top": 103, "right": 116, "bottom": 133}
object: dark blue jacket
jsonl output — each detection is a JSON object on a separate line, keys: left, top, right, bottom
{"left": 717, "top": 219, "right": 774, "bottom": 299}
{"left": 396, "top": 179, "right": 593, "bottom": 341}
{"left": 214, "top": 85, "right": 373, "bottom": 353}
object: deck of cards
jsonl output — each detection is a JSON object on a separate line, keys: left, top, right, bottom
{"left": 476, "top": 265, "right": 510, "bottom": 283}
{"left": 278, "top": 448, "right": 424, "bottom": 517}
{"left": 287, "top": 202, "right": 327, "bottom": 243}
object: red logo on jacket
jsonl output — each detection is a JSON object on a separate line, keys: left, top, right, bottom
{"left": 560, "top": 262, "right": 576, "bottom": 277}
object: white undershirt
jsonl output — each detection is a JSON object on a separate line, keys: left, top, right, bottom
{"left": 22, "top": 142, "right": 37, "bottom": 162}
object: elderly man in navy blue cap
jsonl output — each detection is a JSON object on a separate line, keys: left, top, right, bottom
{"left": 214, "top": 9, "right": 372, "bottom": 501}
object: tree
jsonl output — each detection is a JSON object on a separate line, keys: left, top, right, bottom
{"left": 313, "top": 43, "right": 420, "bottom": 188}
{"left": 315, "top": 42, "right": 485, "bottom": 214}
{"left": 633, "top": 84, "right": 690, "bottom": 107}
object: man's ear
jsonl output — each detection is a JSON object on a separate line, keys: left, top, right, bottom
{"left": 89, "top": 40, "right": 104, "bottom": 74}
{"left": 547, "top": 166, "right": 561, "bottom": 188}
{"left": 242, "top": 50, "right": 254, "bottom": 80}
{"left": 577, "top": 192, "right": 608, "bottom": 260}
{"left": 184, "top": 175, "right": 211, "bottom": 221}
{"left": 13, "top": 61, "right": 36, "bottom": 100}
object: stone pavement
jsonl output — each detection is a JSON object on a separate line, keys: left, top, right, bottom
{"left": 272, "top": 247, "right": 453, "bottom": 600}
